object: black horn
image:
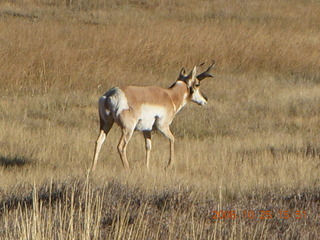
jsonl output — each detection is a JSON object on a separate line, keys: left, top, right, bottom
{"left": 178, "top": 67, "right": 188, "bottom": 80}
{"left": 196, "top": 60, "right": 215, "bottom": 81}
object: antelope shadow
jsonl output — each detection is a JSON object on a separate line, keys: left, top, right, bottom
{"left": 0, "top": 156, "right": 31, "bottom": 168}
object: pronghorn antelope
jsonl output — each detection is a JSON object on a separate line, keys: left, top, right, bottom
{"left": 91, "top": 61, "right": 215, "bottom": 171}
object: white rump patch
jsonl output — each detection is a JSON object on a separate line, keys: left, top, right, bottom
{"left": 135, "top": 104, "right": 167, "bottom": 131}
{"left": 104, "top": 87, "right": 129, "bottom": 117}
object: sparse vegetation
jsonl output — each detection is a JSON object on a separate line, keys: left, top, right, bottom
{"left": 0, "top": 0, "right": 320, "bottom": 239}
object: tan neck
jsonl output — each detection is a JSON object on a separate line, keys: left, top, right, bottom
{"left": 167, "top": 81, "right": 189, "bottom": 113}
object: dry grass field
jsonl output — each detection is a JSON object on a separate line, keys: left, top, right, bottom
{"left": 0, "top": 0, "right": 320, "bottom": 239}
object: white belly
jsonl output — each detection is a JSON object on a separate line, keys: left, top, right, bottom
{"left": 135, "top": 104, "right": 167, "bottom": 131}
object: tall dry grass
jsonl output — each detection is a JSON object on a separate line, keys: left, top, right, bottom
{"left": 0, "top": 0, "right": 320, "bottom": 239}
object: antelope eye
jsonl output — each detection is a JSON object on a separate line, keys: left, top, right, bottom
{"left": 195, "top": 84, "right": 200, "bottom": 87}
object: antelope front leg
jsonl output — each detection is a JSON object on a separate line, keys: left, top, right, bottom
{"left": 159, "top": 126, "right": 175, "bottom": 169}
{"left": 167, "top": 136, "right": 175, "bottom": 168}
{"left": 143, "top": 131, "right": 152, "bottom": 170}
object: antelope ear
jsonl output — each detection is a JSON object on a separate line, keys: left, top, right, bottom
{"left": 191, "top": 66, "right": 197, "bottom": 80}
{"left": 186, "top": 66, "right": 197, "bottom": 86}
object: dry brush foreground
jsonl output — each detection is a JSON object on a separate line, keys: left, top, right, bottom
{"left": 0, "top": 0, "right": 320, "bottom": 239}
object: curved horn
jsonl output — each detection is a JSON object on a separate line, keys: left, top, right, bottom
{"left": 197, "top": 60, "right": 215, "bottom": 81}
{"left": 197, "top": 62, "right": 205, "bottom": 68}
{"left": 178, "top": 67, "right": 188, "bottom": 80}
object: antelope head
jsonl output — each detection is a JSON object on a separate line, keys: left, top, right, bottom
{"left": 178, "top": 61, "right": 215, "bottom": 106}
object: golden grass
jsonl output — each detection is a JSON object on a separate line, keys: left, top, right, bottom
{"left": 0, "top": 0, "right": 320, "bottom": 239}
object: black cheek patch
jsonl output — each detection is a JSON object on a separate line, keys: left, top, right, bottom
{"left": 189, "top": 87, "right": 195, "bottom": 94}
